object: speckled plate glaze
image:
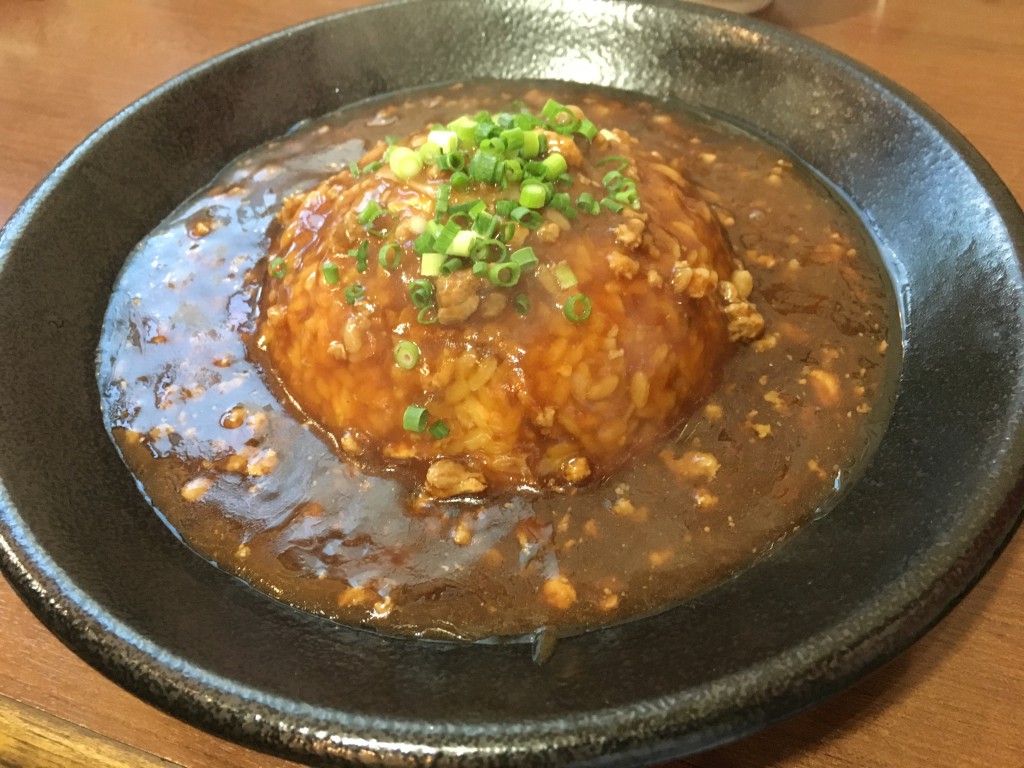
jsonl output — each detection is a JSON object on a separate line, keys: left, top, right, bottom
{"left": 1, "top": 1, "right": 1022, "bottom": 765}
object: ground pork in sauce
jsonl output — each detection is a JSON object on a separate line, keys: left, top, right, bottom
{"left": 98, "top": 82, "right": 895, "bottom": 641}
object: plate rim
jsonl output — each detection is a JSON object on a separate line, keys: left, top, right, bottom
{"left": 1, "top": 0, "right": 1023, "bottom": 764}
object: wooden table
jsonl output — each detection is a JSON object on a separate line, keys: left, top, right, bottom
{"left": 1, "top": 1, "right": 1022, "bottom": 765}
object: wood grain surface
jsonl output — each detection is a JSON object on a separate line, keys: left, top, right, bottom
{"left": 1, "top": 1, "right": 1022, "bottom": 766}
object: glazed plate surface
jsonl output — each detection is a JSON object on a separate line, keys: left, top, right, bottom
{"left": 1, "top": 0, "right": 1022, "bottom": 765}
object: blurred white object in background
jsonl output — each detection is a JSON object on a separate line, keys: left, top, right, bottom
{"left": 686, "top": 0, "right": 773, "bottom": 12}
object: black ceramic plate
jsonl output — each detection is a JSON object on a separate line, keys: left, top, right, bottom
{"left": 1, "top": 1, "right": 1023, "bottom": 765}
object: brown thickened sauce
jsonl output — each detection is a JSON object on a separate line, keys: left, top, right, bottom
{"left": 98, "top": 82, "right": 897, "bottom": 641}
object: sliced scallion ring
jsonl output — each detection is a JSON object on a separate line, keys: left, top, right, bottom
{"left": 344, "top": 283, "right": 366, "bottom": 306}
{"left": 510, "top": 246, "right": 538, "bottom": 271}
{"left": 448, "top": 229, "right": 477, "bottom": 257}
{"left": 600, "top": 196, "right": 625, "bottom": 213}
{"left": 420, "top": 252, "right": 444, "bottom": 277}
{"left": 393, "top": 341, "right": 421, "bottom": 370}
{"left": 268, "top": 257, "right": 286, "bottom": 279}
{"left": 511, "top": 206, "right": 543, "bottom": 230}
{"left": 519, "top": 181, "right": 547, "bottom": 209}
{"left": 321, "top": 260, "right": 340, "bottom": 285}
{"left": 542, "top": 153, "right": 568, "bottom": 181}
{"left": 427, "top": 129, "right": 458, "bottom": 154}
{"left": 378, "top": 243, "right": 402, "bottom": 270}
{"left": 596, "top": 155, "right": 629, "bottom": 173}
{"left": 555, "top": 261, "right": 578, "bottom": 289}
{"left": 440, "top": 257, "right": 464, "bottom": 276}
{"left": 408, "top": 279, "right": 434, "bottom": 308}
{"left": 563, "top": 293, "right": 592, "bottom": 323}
{"left": 513, "top": 293, "right": 531, "bottom": 316}
{"left": 402, "top": 404, "right": 429, "bottom": 432}
{"left": 488, "top": 261, "right": 521, "bottom": 287}
{"left": 388, "top": 146, "right": 423, "bottom": 180}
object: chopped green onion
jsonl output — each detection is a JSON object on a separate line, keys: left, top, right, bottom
{"left": 614, "top": 187, "right": 638, "bottom": 205}
{"left": 500, "top": 127, "right": 525, "bottom": 151}
{"left": 448, "top": 229, "right": 477, "bottom": 256}
{"left": 524, "top": 160, "right": 548, "bottom": 179}
{"left": 513, "top": 293, "right": 530, "bottom": 316}
{"left": 519, "top": 181, "right": 547, "bottom": 209}
{"left": 495, "top": 199, "right": 516, "bottom": 218}
{"left": 471, "top": 211, "right": 499, "bottom": 238}
{"left": 563, "top": 293, "right": 592, "bottom": 323}
{"left": 522, "top": 130, "right": 542, "bottom": 159}
{"left": 602, "top": 169, "right": 625, "bottom": 188}
{"left": 428, "top": 420, "right": 450, "bottom": 440}
{"left": 541, "top": 99, "right": 580, "bottom": 132}
{"left": 488, "top": 261, "right": 522, "bottom": 287}
{"left": 440, "top": 257, "right": 464, "bottom": 276}
{"left": 600, "top": 196, "right": 625, "bottom": 213}
{"left": 362, "top": 160, "right": 382, "bottom": 174}
{"left": 471, "top": 261, "right": 489, "bottom": 277}
{"left": 503, "top": 158, "right": 524, "bottom": 183}
{"left": 416, "top": 306, "right": 438, "bottom": 324}
{"left": 577, "top": 192, "right": 600, "bottom": 215}
{"left": 378, "top": 243, "right": 402, "bottom": 270}
{"left": 403, "top": 404, "right": 429, "bottom": 432}
{"left": 479, "top": 137, "right": 506, "bottom": 155}
{"left": 542, "top": 153, "right": 568, "bottom": 180}
{"left": 514, "top": 113, "right": 540, "bottom": 130}
{"left": 432, "top": 220, "right": 461, "bottom": 254}
{"left": 493, "top": 162, "right": 509, "bottom": 189}
{"left": 348, "top": 239, "right": 370, "bottom": 272}
{"left": 550, "top": 192, "right": 578, "bottom": 219}
{"left": 510, "top": 246, "right": 539, "bottom": 271}
{"left": 413, "top": 230, "right": 435, "bottom": 255}
{"left": 393, "top": 340, "right": 421, "bottom": 370}
{"left": 596, "top": 155, "right": 629, "bottom": 172}
{"left": 344, "top": 283, "right": 366, "bottom": 305}
{"left": 468, "top": 151, "right": 499, "bottom": 182}
{"left": 576, "top": 119, "right": 598, "bottom": 141}
{"left": 468, "top": 200, "right": 487, "bottom": 219}
{"left": 497, "top": 220, "right": 517, "bottom": 242}
{"left": 408, "top": 279, "right": 434, "bottom": 308}
{"left": 389, "top": 146, "right": 423, "bottom": 180}
{"left": 511, "top": 206, "right": 543, "bottom": 229}
{"left": 470, "top": 238, "right": 508, "bottom": 262}
{"left": 321, "top": 260, "right": 340, "bottom": 285}
{"left": 268, "top": 257, "right": 286, "bottom": 279}
{"left": 418, "top": 141, "right": 442, "bottom": 165}
{"left": 449, "top": 199, "right": 482, "bottom": 216}
{"left": 427, "top": 129, "right": 458, "bottom": 153}
{"left": 450, "top": 170, "right": 470, "bottom": 189}
{"left": 358, "top": 200, "right": 385, "bottom": 226}
{"left": 438, "top": 150, "right": 466, "bottom": 172}
{"left": 555, "top": 261, "right": 578, "bottom": 289}
{"left": 448, "top": 116, "right": 478, "bottom": 144}
{"left": 348, "top": 160, "right": 361, "bottom": 177}
{"left": 420, "top": 252, "right": 444, "bottom": 277}
{"left": 473, "top": 120, "right": 498, "bottom": 144}
{"left": 434, "top": 183, "right": 452, "bottom": 221}
{"left": 385, "top": 135, "right": 400, "bottom": 146}
{"left": 540, "top": 98, "right": 565, "bottom": 120}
